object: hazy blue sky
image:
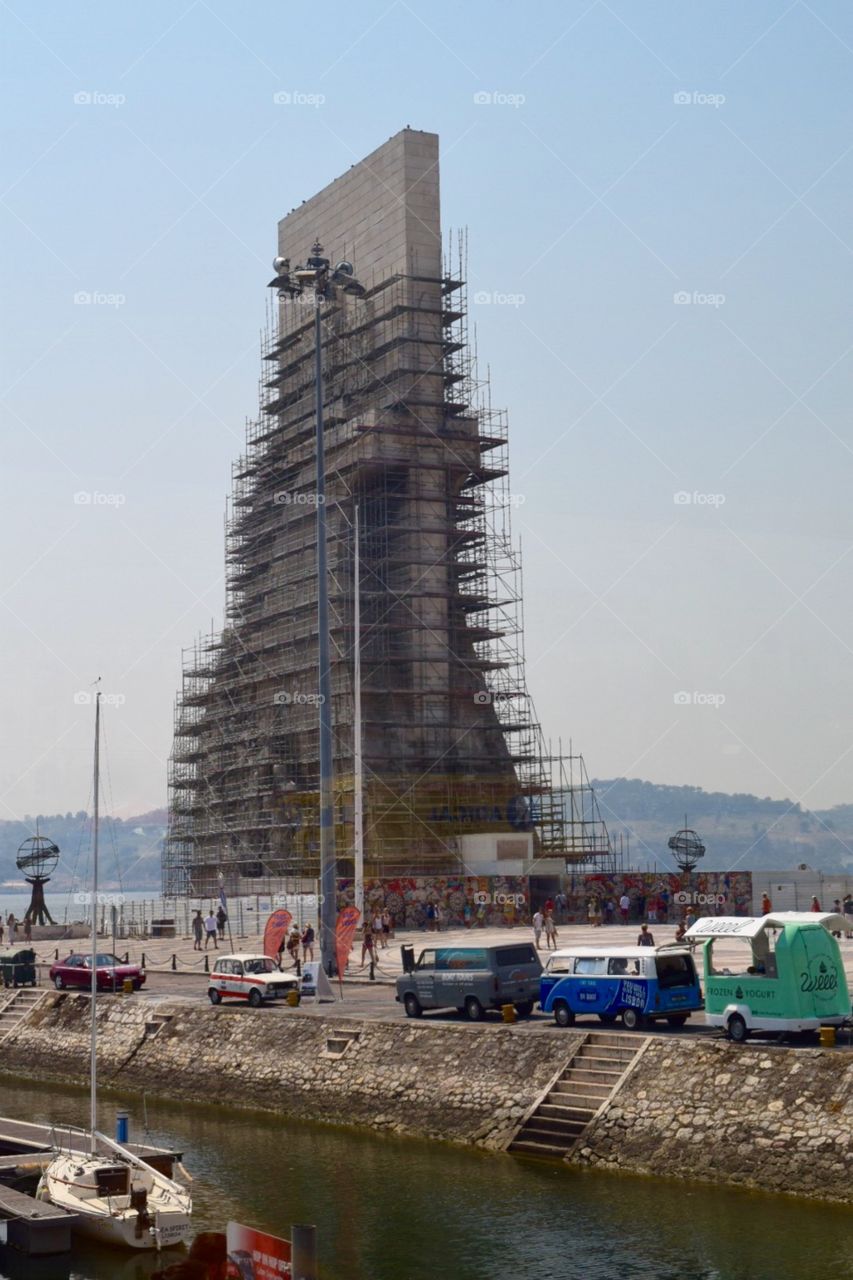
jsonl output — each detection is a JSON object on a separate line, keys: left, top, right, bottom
{"left": 2, "top": 1, "right": 852, "bottom": 821}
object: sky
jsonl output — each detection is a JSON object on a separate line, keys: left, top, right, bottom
{"left": 2, "top": 0, "right": 853, "bottom": 821}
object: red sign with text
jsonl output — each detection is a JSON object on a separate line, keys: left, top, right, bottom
{"left": 226, "top": 1221, "right": 291, "bottom": 1279}
{"left": 335, "top": 905, "right": 361, "bottom": 978}
{"left": 262, "top": 909, "right": 293, "bottom": 960}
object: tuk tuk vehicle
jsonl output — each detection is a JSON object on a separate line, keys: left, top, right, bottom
{"left": 396, "top": 944, "right": 542, "bottom": 1020}
{"left": 0, "top": 948, "right": 37, "bottom": 988}
{"left": 685, "top": 912, "right": 852, "bottom": 1042}
{"left": 539, "top": 945, "right": 703, "bottom": 1029}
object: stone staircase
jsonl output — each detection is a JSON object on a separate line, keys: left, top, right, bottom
{"left": 0, "top": 989, "right": 47, "bottom": 1043}
{"left": 323, "top": 1026, "right": 363, "bottom": 1059}
{"left": 508, "top": 1031, "right": 646, "bottom": 1159}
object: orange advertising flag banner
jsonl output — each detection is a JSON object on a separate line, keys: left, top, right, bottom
{"left": 226, "top": 1220, "right": 291, "bottom": 1279}
{"left": 335, "top": 905, "right": 361, "bottom": 978}
{"left": 263, "top": 909, "right": 292, "bottom": 960}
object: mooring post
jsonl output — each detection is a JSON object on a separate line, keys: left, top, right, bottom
{"left": 291, "top": 1223, "right": 317, "bottom": 1280}
{"left": 204, "top": 955, "right": 209, "bottom": 973}
{"left": 171, "top": 953, "right": 177, "bottom": 971}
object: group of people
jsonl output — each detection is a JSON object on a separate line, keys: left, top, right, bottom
{"left": 192, "top": 905, "right": 228, "bottom": 951}
{"left": 531, "top": 900, "right": 560, "bottom": 950}
{"left": 0, "top": 913, "right": 31, "bottom": 947}
{"left": 279, "top": 923, "right": 315, "bottom": 967}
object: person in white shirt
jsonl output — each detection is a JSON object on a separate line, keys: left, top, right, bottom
{"left": 532, "top": 910, "right": 544, "bottom": 949}
{"left": 619, "top": 893, "right": 630, "bottom": 925}
{"left": 204, "top": 911, "right": 218, "bottom": 950}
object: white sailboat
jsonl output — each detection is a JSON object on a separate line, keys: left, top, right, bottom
{"left": 37, "top": 689, "right": 192, "bottom": 1250}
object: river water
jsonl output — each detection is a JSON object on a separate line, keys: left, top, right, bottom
{"left": 0, "top": 1076, "right": 849, "bottom": 1280}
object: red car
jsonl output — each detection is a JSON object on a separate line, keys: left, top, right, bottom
{"left": 49, "top": 952, "right": 146, "bottom": 992}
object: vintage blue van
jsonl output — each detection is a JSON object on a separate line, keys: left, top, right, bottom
{"left": 540, "top": 946, "right": 703, "bottom": 1030}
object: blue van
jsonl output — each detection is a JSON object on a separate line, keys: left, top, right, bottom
{"left": 540, "top": 946, "right": 703, "bottom": 1030}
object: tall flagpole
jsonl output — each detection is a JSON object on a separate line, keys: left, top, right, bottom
{"left": 353, "top": 504, "right": 364, "bottom": 920}
{"left": 90, "top": 689, "right": 101, "bottom": 1154}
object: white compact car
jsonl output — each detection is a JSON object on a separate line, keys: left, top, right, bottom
{"left": 207, "top": 953, "right": 299, "bottom": 1007}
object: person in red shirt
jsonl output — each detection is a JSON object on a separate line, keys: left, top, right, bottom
{"left": 810, "top": 895, "right": 821, "bottom": 912}
{"left": 761, "top": 893, "right": 771, "bottom": 915}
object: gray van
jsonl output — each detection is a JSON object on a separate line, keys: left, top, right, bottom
{"left": 395, "top": 944, "right": 542, "bottom": 1020}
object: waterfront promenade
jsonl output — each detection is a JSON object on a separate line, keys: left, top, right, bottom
{"left": 24, "top": 919, "right": 853, "bottom": 1032}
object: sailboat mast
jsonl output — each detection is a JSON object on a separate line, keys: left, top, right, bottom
{"left": 90, "top": 690, "right": 100, "bottom": 1155}
{"left": 353, "top": 504, "right": 364, "bottom": 920}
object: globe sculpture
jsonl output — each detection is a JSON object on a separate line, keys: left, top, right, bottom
{"left": 16, "top": 835, "right": 60, "bottom": 927}
{"left": 667, "top": 827, "right": 706, "bottom": 875}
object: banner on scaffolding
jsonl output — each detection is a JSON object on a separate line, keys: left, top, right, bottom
{"left": 262, "top": 909, "right": 292, "bottom": 960}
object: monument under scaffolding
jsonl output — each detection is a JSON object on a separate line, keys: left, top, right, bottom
{"left": 162, "top": 129, "right": 620, "bottom": 898}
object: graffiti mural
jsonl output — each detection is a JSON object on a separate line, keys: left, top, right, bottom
{"left": 337, "top": 875, "right": 531, "bottom": 928}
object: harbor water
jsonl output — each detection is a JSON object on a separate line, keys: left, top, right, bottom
{"left": 0, "top": 1077, "right": 850, "bottom": 1280}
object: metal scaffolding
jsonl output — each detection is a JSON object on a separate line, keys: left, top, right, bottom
{"left": 163, "top": 233, "right": 620, "bottom": 896}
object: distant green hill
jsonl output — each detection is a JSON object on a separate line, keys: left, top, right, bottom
{"left": 2, "top": 779, "right": 851, "bottom": 893}
{"left": 0, "top": 810, "right": 167, "bottom": 894}
{"left": 591, "top": 779, "right": 853, "bottom": 874}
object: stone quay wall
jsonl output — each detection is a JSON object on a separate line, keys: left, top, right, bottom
{"left": 573, "top": 1036, "right": 853, "bottom": 1204}
{"left": 3, "top": 994, "right": 574, "bottom": 1149}
{"left": 3, "top": 994, "right": 852, "bottom": 1204}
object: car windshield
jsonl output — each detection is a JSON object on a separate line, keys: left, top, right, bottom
{"left": 81, "top": 954, "right": 122, "bottom": 968}
{"left": 242, "top": 958, "right": 275, "bottom": 974}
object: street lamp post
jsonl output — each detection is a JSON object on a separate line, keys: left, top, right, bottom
{"left": 269, "top": 244, "right": 364, "bottom": 974}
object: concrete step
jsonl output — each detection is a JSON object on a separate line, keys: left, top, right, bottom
{"left": 539, "top": 1103, "right": 596, "bottom": 1122}
{"left": 509, "top": 1138, "right": 572, "bottom": 1158}
{"left": 525, "top": 1118, "right": 586, "bottom": 1138}
{"left": 551, "top": 1080, "right": 612, "bottom": 1098}
{"left": 585, "top": 1033, "right": 635, "bottom": 1048}
{"left": 566, "top": 1067, "right": 623, "bottom": 1084}
{"left": 575, "top": 1046, "right": 635, "bottom": 1064}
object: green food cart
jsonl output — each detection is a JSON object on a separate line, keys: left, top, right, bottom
{"left": 685, "top": 912, "right": 851, "bottom": 1042}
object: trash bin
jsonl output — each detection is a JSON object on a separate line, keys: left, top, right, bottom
{"left": 0, "top": 948, "right": 36, "bottom": 988}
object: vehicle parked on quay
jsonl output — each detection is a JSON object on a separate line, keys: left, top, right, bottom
{"left": 685, "top": 912, "right": 852, "bottom": 1042}
{"left": 207, "top": 953, "right": 300, "bottom": 1007}
{"left": 539, "top": 945, "right": 703, "bottom": 1030}
{"left": 396, "top": 943, "right": 542, "bottom": 1021}
{"left": 49, "top": 953, "right": 146, "bottom": 992}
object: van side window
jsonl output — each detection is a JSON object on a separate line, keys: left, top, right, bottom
{"left": 607, "top": 957, "right": 629, "bottom": 975}
{"left": 547, "top": 958, "right": 573, "bottom": 974}
{"left": 416, "top": 951, "right": 437, "bottom": 970}
{"left": 574, "top": 957, "right": 607, "bottom": 975}
{"left": 436, "top": 949, "right": 487, "bottom": 971}
{"left": 495, "top": 945, "right": 537, "bottom": 966}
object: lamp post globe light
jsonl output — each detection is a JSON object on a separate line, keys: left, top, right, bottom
{"left": 268, "top": 244, "right": 364, "bottom": 975}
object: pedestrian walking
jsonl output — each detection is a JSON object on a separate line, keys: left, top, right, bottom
{"left": 637, "top": 923, "right": 655, "bottom": 947}
{"left": 647, "top": 896, "right": 658, "bottom": 924}
{"left": 532, "top": 909, "right": 544, "bottom": 949}
{"left": 215, "top": 903, "right": 227, "bottom": 941}
{"left": 204, "top": 910, "right": 218, "bottom": 950}
{"left": 619, "top": 892, "right": 630, "bottom": 925}
{"left": 555, "top": 890, "right": 567, "bottom": 924}
{"left": 674, "top": 921, "right": 687, "bottom": 943}
{"left": 192, "top": 910, "right": 204, "bottom": 951}
{"left": 659, "top": 888, "right": 670, "bottom": 922}
{"left": 0, "top": 920, "right": 5, "bottom": 947}
{"left": 603, "top": 898, "right": 615, "bottom": 925}
{"left": 287, "top": 926, "right": 301, "bottom": 967}
{"left": 544, "top": 911, "right": 558, "bottom": 951}
{"left": 843, "top": 893, "right": 853, "bottom": 939}
{"left": 372, "top": 910, "right": 385, "bottom": 947}
{"left": 810, "top": 895, "right": 821, "bottom": 913}
{"left": 23, "top": 917, "right": 32, "bottom": 944}
{"left": 361, "top": 923, "right": 375, "bottom": 967}
{"left": 425, "top": 902, "right": 436, "bottom": 932}
{"left": 301, "top": 922, "right": 315, "bottom": 963}
{"left": 761, "top": 892, "right": 772, "bottom": 915}
{"left": 6, "top": 914, "right": 15, "bottom": 945}
{"left": 381, "top": 908, "right": 392, "bottom": 945}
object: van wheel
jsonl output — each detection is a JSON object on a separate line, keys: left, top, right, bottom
{"left": 465, "top": 997, "right": 484, "bottom": 1022}
{"left": 553, "top": 1000, "right": 575, "bottom": 1028}
{"left": 622, "top": 1007, "right": 645, "bottom": 1031}
{"left": 208, "top": 988, "right": 221, "bottom": 1005}
{"left": 248, "top": 988, "right": 262, "bottom": 1008}
{"left": 404, "top": 993, "right": 422, "bottom": 1019}
{"left": 727, "top": 1014, "right": 748, "bottom": 1043}
{"left": 515, "top": 1000, "right": 534, "bottom": 1018}
{"left": 599, "top": 1014, "right": 617, "bottom": 1025}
